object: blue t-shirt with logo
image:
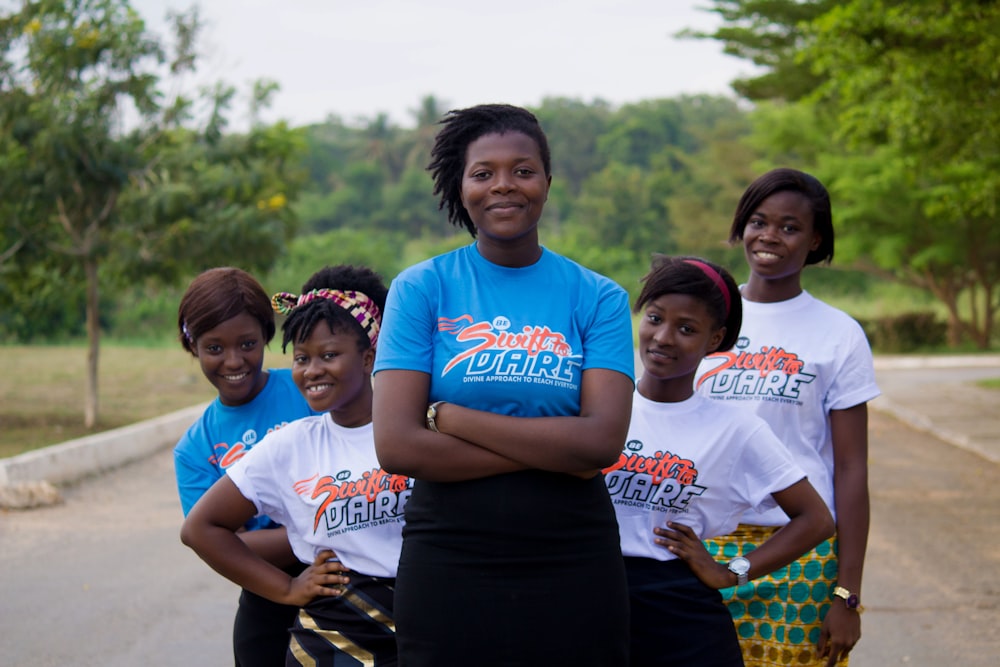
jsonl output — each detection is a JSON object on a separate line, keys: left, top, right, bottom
{"left": 173, "top": 368, "right": 318, "bottom": 531}
{"left": 375, "top": 244, "right": 634, "bottom": 416}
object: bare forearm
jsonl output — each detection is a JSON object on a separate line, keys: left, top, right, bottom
{"left": 833, "top": 467, "right": 869, "bottom": 593}
{"left": 830, "top": 404, "right": 871, "bottom": 594}
{"left": 238, "top": 526, "right": 298, "bottom": 569}
{"left": 374, "top": 424, "right": 526, "bottom": 481}
{"left": 441, "top": 404, "right": 625, "bottom": 472}
{"left": 182, "top": 523, "right": 295, "bottom": 603}
{"left": 435, "top": 369, "right": 633, "bottom": 472}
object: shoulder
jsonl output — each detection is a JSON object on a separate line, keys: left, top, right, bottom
{"left": 394, "top": 245, "right": 470, "bottom": 283}
{"left": 173, "top": 401, "right": 219, "bottom": 453}
{"left": 250, "top": 414, "right": 327, "bottom": 452}
{"left": 543, "top": 250, "right": 628, "bottom": 297}
{"left": 801, "top": 292, "right": 865, "bottom": 329}
{"left": 264, "top": 368, "right": 299, "bottom": 391}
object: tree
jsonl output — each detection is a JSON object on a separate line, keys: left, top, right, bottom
{"left": 680, "top": 0, "right": 835, "bottom": 101}
{"left": 534, "top": 97, "right": 613, "bottom": 195}
{"left": 0, "top": 0, "right": 305, "bottom": 426}
{"left": 693, "top": 0, "right": 1000, "bottom": 347}
{"left": 799, "top": 1, "right": 1000, "bottom": 347}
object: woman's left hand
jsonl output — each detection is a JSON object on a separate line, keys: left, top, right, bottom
{"left": 654, "top": 521, "right": 733, "bottom": 589}
{"left": 817, "top": 603, "right": 862, "bottom": 666}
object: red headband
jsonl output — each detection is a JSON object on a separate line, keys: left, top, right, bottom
{"left": 683, "top": 259, "right": 731, "bottom": 317}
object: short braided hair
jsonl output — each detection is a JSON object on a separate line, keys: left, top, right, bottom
{"left": 427, "top": 103, "right": 551, "bottom": 237}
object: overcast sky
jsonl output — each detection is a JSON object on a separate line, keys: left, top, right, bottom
{"left": 132, "top": 0, "right": 756, "bottom": 129}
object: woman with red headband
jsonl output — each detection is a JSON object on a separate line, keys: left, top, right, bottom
{"left": 611, "top": 254, "right": 833, "bottom": 666}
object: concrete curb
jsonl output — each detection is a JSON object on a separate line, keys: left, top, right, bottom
{"left": 873, "top": 354, "right": 1000, "bottom": 370}
{"left": 868, "top": 397, "right": 999, "bottom": 465}
{"left": 0, "top": 403, "right": 208, "bottom": 488}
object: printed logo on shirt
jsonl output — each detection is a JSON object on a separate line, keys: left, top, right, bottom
{"left": 696, "top": 337, "right": 815, "bottom": 406}
{"left": 438, "top": 314, "right": 581, "bottom": 389}
{"left": 207, "top": 422, "right": 293, "bottom": 469}
{"left": 603, "top": 440, "right": 706, "bottom": 513}
{"left": 296, "top": 468, "right": 412, "bottom": 538}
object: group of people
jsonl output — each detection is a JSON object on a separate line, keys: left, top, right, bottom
{"left": 173, "top": 103, "right": 878, "bottom": 667}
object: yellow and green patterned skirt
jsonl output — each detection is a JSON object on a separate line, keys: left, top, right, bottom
{"left": 705, "top": 525, "right": 846, "bottom": 666}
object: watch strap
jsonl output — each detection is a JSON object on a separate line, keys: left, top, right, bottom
{"left": 832, "top": 585, "right": 865, "bottom": 613}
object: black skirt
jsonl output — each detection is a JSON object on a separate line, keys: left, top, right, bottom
{"left": 625, "top": 557, "right": 744, "bottom": 667}
{"left": 394, "top": 470, "right": 630, "bottom": 666}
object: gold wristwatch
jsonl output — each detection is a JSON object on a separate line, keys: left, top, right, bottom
{"left": 832, "top": 586, "right": 865, "bottom": 614}
{"left": 425, "top": 401, "right": 445, "bottom": 432}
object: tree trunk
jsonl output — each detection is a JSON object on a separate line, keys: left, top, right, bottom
{"left": 84, "top": 257, "right": 100, "bottom": 429}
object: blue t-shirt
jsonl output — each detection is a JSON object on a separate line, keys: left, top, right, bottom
{"left": 374, "top": 244, "right": 635, "bottom": 556}
{"left": 173, "top": 368, "right": 318, "bottom": 531}
{"left": 375, "top": 244, "right": 635, "bottom": 414}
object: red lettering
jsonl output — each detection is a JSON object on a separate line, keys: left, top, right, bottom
{"left": 442, "top": 318, "right": 574, "bottom": 374}
{"left": 603, "top": 451, "right": 699, "bottom": 485}
{"left": 217, "top": 443, "right": 246, "bottom": 468}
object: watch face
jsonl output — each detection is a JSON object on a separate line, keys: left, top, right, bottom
{"left": 729, "top": 557, "right": 751, "bottom": 575}
{"left": 846, "top": 594, "right": 860, "bottom": 609}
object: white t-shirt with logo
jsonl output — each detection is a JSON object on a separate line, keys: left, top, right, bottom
{"left": 696, "top": 290, "right": 880, "bottom": 524}
{"left": 609, "top": 391, "right": 806, "bottom": 561}
{"left": 227, "top": 414, "right": 410, "bottom": 578}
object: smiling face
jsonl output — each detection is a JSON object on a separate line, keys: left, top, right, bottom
{"left": 460, "top": 131, "right": 551, "bottom": 266}
{"left": 291, "top": 321, "right": 374, "bottom": 427}
{"left": 637, "top": 293, "right": 725, "bottom": 403}
{"left": 193, "top": 311, "right": 269, "bottom": 407}
{"left": 742, "top": 190, "right": 822, "bottom": 302}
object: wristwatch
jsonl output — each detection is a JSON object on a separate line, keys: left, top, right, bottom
{"left": 425, "top": 401, "right": 445, "bottom": 432}
{"left": 832, "top": 585, "right": 865, "bottom": 613}
{"left": 727, "top": 556, "right": 751, "bottom": 586}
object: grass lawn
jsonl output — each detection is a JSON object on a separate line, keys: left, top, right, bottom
{"left": 977, "top": 377, "right": 1000, "bottom": 391}
{"left": 0, "top": 343, "right": 226, "bottom": 459}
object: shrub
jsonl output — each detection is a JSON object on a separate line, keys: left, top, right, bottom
{"left": 859, "top": 312, "right": 948, "bottom": 353}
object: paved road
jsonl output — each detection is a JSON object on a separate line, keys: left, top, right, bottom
{"left": 1, "top": 369, "right": 999, "bottom": 665}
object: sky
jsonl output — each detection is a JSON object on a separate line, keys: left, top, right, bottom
{"left": 131, "top": 0, "right": 757, "bottom": 129}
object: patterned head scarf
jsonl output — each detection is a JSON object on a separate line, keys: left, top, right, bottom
{"left": 271, "top": 289, "right": 381, "bottom": 348}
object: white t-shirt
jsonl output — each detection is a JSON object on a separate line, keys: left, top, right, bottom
{"left": 227, "top": 414, "right": 410, "bottom": 578}
{"left": 696, "top": 290, "right": 880, "bottom": 524}
{"left": 608, "top": 391, "right": 806, "bottom": 561}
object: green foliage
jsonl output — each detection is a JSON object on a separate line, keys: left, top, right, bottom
{"left": 695, "top": 0, "right": 1000, "bottom": 349}
{"left": 265, "top": 227, "right": 411, "bottom": 295}
{"left": 0, "top": 0, "right": 308, "bottom": 426}
{"left": 534, "top": 97, "right": 614, "bottom": 195}
{"left": 680, "top": 0, "right": 836, "bottom": 101}
{"left": 0, "top": 0, "right": 306, "bottom": 312}
{"left": 7, "top": 0, "right": 995, "bottom": 358}
{"left": 858, "top": 312, "right": 948, "bottom": 354}
{"left": 547, "top": 229, "right": 648, "bottom": 304}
